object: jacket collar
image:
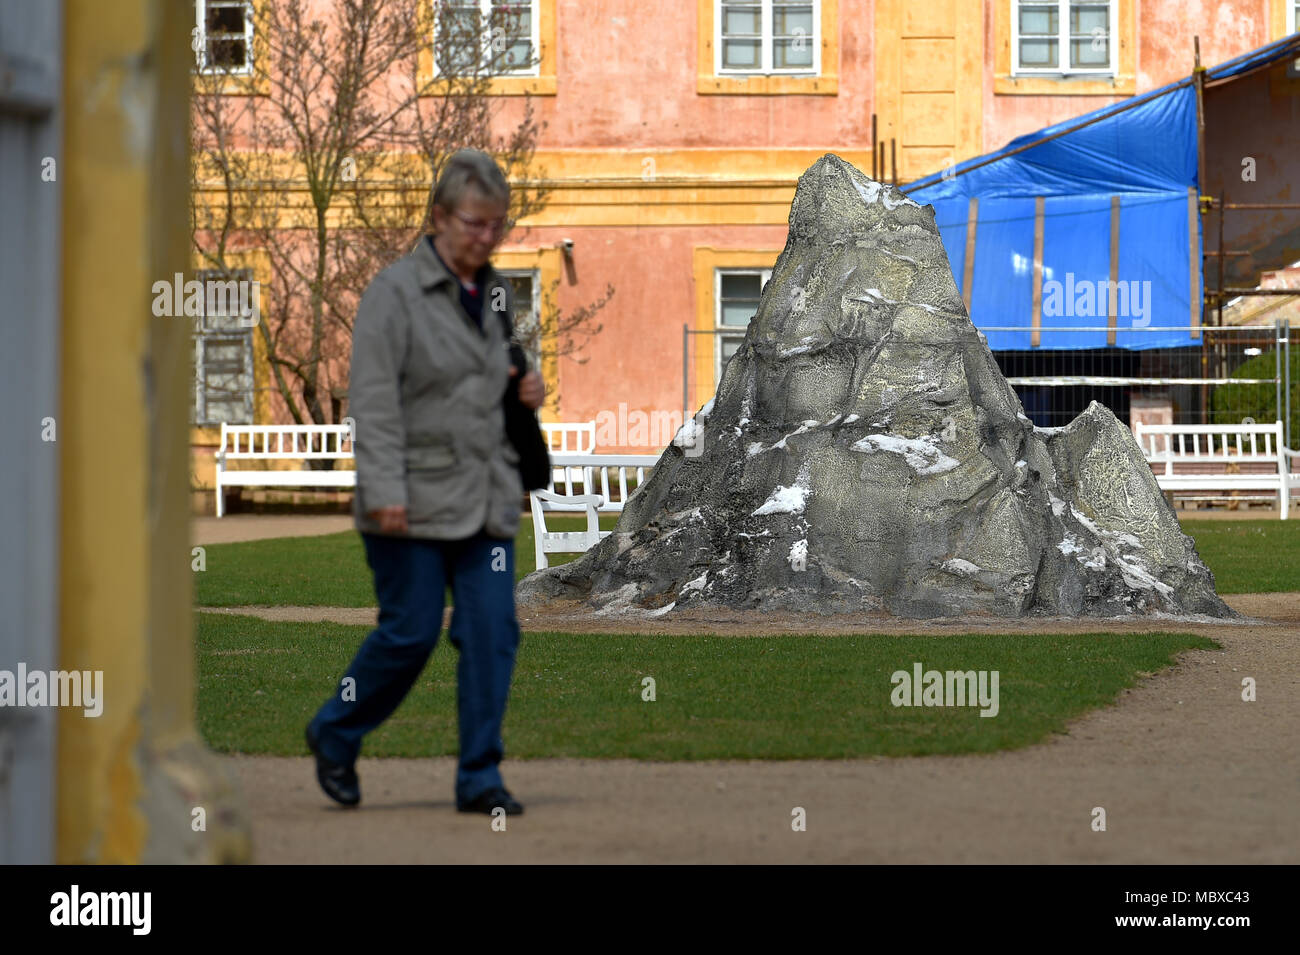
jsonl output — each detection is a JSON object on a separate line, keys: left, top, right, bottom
{"left": 414, "top": 234, "right": 496, "bottom": 292}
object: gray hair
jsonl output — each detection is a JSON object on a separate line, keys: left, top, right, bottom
{"left": 431, "top": 149, "right": 510, "bottom": 217}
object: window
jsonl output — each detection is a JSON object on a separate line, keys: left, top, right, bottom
{"left": 192, "top": 270, "right": 255, "bottom": 426}
{"left": 434, "top": 0, "right": 539, "bottom": 77}
{"left": 500, "top": 269, "right": 541, "bottom": 369}
{"left": 194, "top": 0, "right": 254, "bottom": 75}
{"left": 718, "top": 0, "right": 819, "bottom": 75}
{"left": 1012, "top": 1, "right": 1115, "bottom": 75}
{"left": 1291, "top": 0, "right": 1299, "bottom": 32}
{"left": 715, "top": 269, "right": 768, "bottom": 379}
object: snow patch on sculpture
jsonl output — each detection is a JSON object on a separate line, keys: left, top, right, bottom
{"left": 852, "top": 433, "right": 960, "bottom": 475}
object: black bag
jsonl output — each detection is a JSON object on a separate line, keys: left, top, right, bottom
{"left": 496, "top": 311, "right": 552, "bottom": 490}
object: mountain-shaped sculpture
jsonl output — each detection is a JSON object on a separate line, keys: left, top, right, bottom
{"left": 518, "top": 154, "right": 1233, "bottom": 619}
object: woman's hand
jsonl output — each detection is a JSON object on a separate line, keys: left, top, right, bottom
{"left": 510, "top": 367, "right": 546, "bottom": 410}
{"left": 368, "top": 505, "right": 408, "bottom": 534}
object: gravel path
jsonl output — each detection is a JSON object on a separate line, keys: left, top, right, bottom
{"left": 216, "top": 592, "right": 1300, "bottom": 863}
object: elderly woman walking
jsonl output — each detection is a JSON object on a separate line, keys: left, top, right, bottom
{"left": 306, "top": 149, "right": 544, "bottom": 815}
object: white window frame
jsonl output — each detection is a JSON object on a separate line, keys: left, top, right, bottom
{"left": 433, "top": 0, "right": 540, "bottom": 79}
{"left": 193, "top": 333, "right": 255, "bottom": 426}
{"left": 192, "top": 269, "right": 256, "bottom": 426}
{"left": 1010, "top": 0, "right": 1117, "bottom": 77}
{"left": 714, "top": 267, "right": 770, "bottom": 380}
{"left": 194, "top": 0, "right": 255, "bottom": 76}
{"left": 1290, "top": 1, "right": 1299, "bottom": 33}
{"left": 716, "top": 0, "right": 821, "bottom": 77}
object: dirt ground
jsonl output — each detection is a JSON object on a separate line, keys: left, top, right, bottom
{"left": 216, "top": 591, "right": 1300, "bottom": 863}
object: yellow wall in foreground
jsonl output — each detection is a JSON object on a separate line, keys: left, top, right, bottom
{"left": 60, "top": 0, "right": 248, "bottom": 863}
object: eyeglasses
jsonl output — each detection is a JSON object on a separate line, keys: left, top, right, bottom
{"left": 452, "top": 210, "right": 509, "bottom": 236}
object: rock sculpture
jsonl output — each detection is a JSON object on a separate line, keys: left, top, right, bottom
{"left": 519, "top": 155, "right": 1232, "bottom": 618}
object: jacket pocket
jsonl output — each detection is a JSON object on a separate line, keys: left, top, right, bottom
{"left": 404, "top": 444, "right": 458, "bottom": 523}
{"left": 405, "top": 444, "right": 456, "bottom": 471}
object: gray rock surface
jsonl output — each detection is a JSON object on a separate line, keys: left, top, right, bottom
{"left": 518, "top": 154, "right": 1232, "bottom": 618}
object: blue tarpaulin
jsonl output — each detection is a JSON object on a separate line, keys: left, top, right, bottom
{"left": 905, "top": 35, "right": 1300, "bottom": 351}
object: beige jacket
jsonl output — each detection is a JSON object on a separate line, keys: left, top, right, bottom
{"left": 349, "top": 238, "right": 522, "bottom": 540}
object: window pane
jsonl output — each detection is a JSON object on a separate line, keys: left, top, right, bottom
{"left": 205, "top": 399, "right": 244, "bottom": 424}
{"left": 722, "top": 38, "right": 760, "bottom": 69}
{"left": 721, "top": 336, "right": 744, "bottom": 365}
{"left": 198, "top": 331, "right": 253, "bottom": 425}
{"left": 722, "top": 6, "right": 761, "bottom": 35}
{"left": 205, "top": 2, "right": 247, "bottom": 34}
{"left": 721, "top": 273, "right": 763, "bottom": 299}
{"left": 507, "top": 274, "right": 535, "bottom": 326}
{"left": 491, "top": 2, "right": 531, "bottom": 36}
{"left": 1019, "top": 38, "right": 1058, "bottom": 67}
{"left": 1070, "top": 36, "right": 1108, "bottom": 67}
{"left": 437, "top": 2, "right": 482, "bottom": 72}
{"left": 721, "top": 303, "right": 759, "bottom": 325}
{"left": 1069, "top": 3, "right": 1109, "bottom": 33}
{"left": 441, "top": 6, "right": 481, "bottom": 37}
{"left": 502, "top": 39, "right": 532, "bottom": 69}
{"left": 774, "top": 39, "right": 813, "bottom": 69}
{"left": 203, "top": 309, "right": 252, "bottom": 332}
{"left": 205, "top": 341, "right": 246, "bottom": 366}
{"left": 208, "top": 39, "right": 247, "bottom": 69}
{"left": 1018, "top": 4, "right": 1059, "bottom": 36}
{"left": 773, "top": 5, "right": 814, "bottom": 35}
{"left": 720, "top": 273, "right": 762, "bottom": 326}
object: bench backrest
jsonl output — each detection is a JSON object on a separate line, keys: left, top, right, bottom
{"left": 1134, "top": 422, "right": 1284, "bottom": 474}
{"left": 219, "top": 423, "right": 354, "bottom": 459}
{"left": 549, "top": 453, "right": 659, "bottom": 512}
{"left": 541, "top": 421, "right": 597, "bottom": 454}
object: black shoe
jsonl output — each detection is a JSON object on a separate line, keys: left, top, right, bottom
{"left": 457, "top": 786, "right": 524, "bottom": 816}
{"left": 306, "top": 726, "right": 360, "bottom": 807}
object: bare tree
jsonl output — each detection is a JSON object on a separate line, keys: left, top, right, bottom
{"left": 191, "top": 0, "right": 612, "bottom": 439}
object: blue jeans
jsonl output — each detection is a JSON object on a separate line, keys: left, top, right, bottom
{"left": 309, "top": 529, "right": 521, "bottom": 803}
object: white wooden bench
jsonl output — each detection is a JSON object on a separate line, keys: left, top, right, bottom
{"left": 214, "top": 423, "right": 355, "bottom": 517}
{"left": 547, "top": 453, "right": 659, "bottom": 513}
{"left": 529, "top": 490, "right": 607, "bottom": 570}
{"left": 528, "top": 452, "right": 659, "bottom": 568}
{"left": 540, "top": 421, "right": 596, "bottom": 454}
{"left": 1134, "top": 421, "right": 1296, "bottom": 520}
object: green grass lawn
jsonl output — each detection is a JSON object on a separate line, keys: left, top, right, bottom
{"left": 1181, "top": 519, "right": 1300, "bottom": 594}
{"left": 193, "top": 514, "right": 1298, "bottom": 607}
{"left": 197, "top": 612, "right": 1215, "bottom": 759}
{"left": 193, "top": 513, "right": 621, "bottom": 606}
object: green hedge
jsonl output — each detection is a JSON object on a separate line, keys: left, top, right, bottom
{"left": 1210, "top": 349, "right": 1299, "bottom": 430}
